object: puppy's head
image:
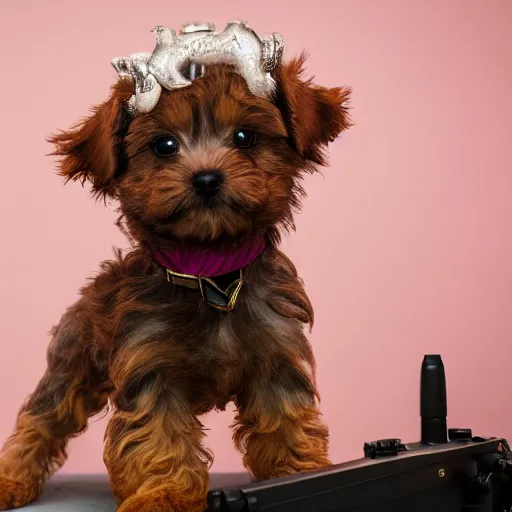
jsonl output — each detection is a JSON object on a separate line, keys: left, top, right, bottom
{"left": 50, "top": 55, "right": 351, "bottom": 247}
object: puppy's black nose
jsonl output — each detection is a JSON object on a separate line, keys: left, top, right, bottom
{"left": 192, "top": 171, "right": 223, "bottom": 199}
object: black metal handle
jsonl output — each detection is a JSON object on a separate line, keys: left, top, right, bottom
{"left": 420, "top": 354, "right": 448, "bottom": 445}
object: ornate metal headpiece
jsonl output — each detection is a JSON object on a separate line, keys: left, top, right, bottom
{"left": 112, "top": 21, "right": 285, "bottom": 115}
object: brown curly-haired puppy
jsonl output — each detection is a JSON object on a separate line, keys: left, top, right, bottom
{"left": 0, "top": 55, "right": 351, "bottom": 511}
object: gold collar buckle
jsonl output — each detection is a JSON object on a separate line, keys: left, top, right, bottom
{"left": 165, "top": 268, "right": 244, "bottom": 312}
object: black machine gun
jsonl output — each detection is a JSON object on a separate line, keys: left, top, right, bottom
{"left": 207, "top": 355, "right": 512, "bottom": 511}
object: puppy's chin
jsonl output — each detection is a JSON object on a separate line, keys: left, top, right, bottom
{"left": 145, "top": 206, "right": 257, "bottom": 248}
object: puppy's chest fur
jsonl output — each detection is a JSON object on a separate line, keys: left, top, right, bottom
{"left": 91, "top": 249, "right": 305, "bottom": 414}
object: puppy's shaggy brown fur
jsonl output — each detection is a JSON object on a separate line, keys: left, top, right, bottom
{"left": 0, "top": 55, "right": 351, "bottom": 511}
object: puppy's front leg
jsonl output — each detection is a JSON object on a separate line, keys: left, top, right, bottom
{"left": 104, "top": 344, "right": 212, "bottom": 512}
{"left": 233, "top": 362, "right": 331, "bottom": 480}
{"left": 0, "top": 306, "right": 110, "bottom": 510}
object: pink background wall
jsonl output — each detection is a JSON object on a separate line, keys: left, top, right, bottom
{"left": 1, "top": 0, "right": 511, "bottom": 474}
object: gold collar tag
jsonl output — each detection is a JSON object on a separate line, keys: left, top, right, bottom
{"left": 165, "top": 268, "right": 244, "bottom": 312}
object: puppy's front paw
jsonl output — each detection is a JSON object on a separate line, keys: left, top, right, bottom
{"left": 0, "top": 476, "right": 39, "bottom": 510}
{"left": 117, "top": 489, "right": 206, "bottom": 512}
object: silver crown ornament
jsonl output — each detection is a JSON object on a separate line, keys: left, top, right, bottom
{"left": 112, "top": 21, "right": 285, "bottom": 115}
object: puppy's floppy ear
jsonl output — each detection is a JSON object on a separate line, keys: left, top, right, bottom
{"left": 274, "top": 53, "right": 352, "bottom": 166}
{"left": 48, "top": 79, "right": 133, "bottom": 199}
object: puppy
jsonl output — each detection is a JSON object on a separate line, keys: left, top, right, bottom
{"left": 0, "top": 43, "right": 351, "bottom": 511}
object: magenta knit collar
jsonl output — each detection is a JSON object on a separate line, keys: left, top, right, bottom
{"left": 150, "top": 236, "right": 266, "bottom": 277}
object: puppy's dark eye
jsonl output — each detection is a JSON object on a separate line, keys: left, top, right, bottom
{"left": 151, "top": 136, "right": 180, "bottom": 157}
{"left": 233, "top": 129, "right": 258, "bottom": 149}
